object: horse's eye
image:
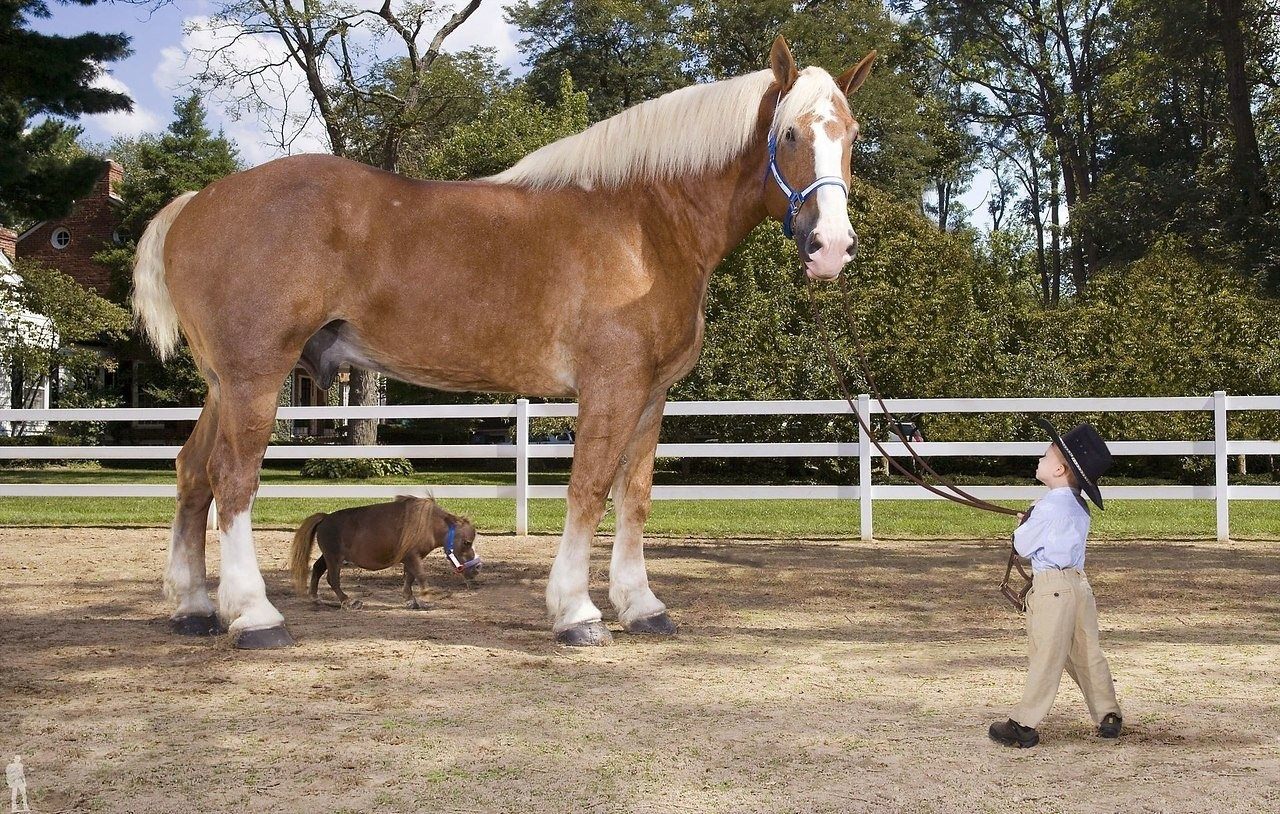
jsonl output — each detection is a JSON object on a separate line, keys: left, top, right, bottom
{"left": 784, "top": 127, "right": 795, "bottom": 142}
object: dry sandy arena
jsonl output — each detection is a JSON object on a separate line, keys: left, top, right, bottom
{"left": 1, "top": 527, "right": 1277, "bottom": 813}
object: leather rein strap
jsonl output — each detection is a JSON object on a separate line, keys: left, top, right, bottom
{"left": 805, "top": 279, "right": 1020, "bottom": 517}
{"left": 1000, "top": 507, "right": 1035, "bottom": 611}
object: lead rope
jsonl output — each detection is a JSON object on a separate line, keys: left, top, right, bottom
{"left": 805, "top": 280, "right": 1020, "bottom": 517}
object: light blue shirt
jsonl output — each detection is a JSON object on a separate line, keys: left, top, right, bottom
{"left": 1013, "top": 487, "right": 1091, "bottom": 573}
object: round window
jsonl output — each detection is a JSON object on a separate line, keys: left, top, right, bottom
{"left": 51, "top": 227, "right": 71, "bottom": 250}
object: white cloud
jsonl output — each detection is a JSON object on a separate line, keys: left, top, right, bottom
{"left": 154, "top": 15, "right": 331, "bottom": 166}
{"left": 86, "top": 70, "right": 164, "bottom": 137}
{"left": 448, "top": 1, "right": 523, "bottom": 71}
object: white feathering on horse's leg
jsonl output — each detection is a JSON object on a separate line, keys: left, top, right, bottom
{"left": 607, "top": 401, "right": 669, "bottom": 628}
{"left": 216, "top": 509, "right": 285, "bottom": 632}
{"left": 546, "top": 513, "right": 605, "bottom": 632}
{"left": 609, "top": 544, "right": 667, "bottom": 628}
{"left": 165, "top": 519, "right": 215, "bottom": 617}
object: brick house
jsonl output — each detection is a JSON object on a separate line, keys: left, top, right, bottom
{"left": 16, "top": 160, "right": 125, "bottom": 297}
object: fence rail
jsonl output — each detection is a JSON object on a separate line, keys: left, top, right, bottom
{"left": 0, "top": 391, "right": 1276, "bottom": 540}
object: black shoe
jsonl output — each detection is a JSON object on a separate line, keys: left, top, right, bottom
{"left": 989, "top": 718, "right": 1039, "bottom": 748}
{"left": 1098, "top": 713, "right": 1122, "bottom": 739}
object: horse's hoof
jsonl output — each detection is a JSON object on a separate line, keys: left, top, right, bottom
{"left": 233, "top": 626, "right": 296, "bottom": 649}
{"left": 342, "top": 599, "right": 363, "bottom": 610}
{"left": 625, "top": 612, "right": 678, "bottom": 636}
{"left": 406, "top": 600, "right": 428, "bottom": 611}
{"left": 170, "top": 613, "right": 225, "bottom": 637}
{"left": 554, "top": 621, "right": 613, "bottom": 647}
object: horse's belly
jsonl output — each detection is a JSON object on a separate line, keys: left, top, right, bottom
{"left": 336, "top": 320, "right": 578, "bottom": 398}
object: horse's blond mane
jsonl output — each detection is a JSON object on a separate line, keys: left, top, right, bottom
{"left": 488, "top": 68, "right": 847, "bottom": 191}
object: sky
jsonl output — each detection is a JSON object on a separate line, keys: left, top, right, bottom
{"left": 36, "top": 0, "right": 525, "bottom": 165}
{"left": 34, "top": 0, "right": 994, "bottom": 224}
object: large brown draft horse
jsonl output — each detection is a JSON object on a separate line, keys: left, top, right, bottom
{"left": 133, "top": 37, "right": 875, "bottom": 648}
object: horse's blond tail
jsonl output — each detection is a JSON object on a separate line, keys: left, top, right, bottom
{"left": 132, "top": 191, "right": 198, "bottom": 361}
{"left": 290, "top": 513, "right": 327, "bottom": 595}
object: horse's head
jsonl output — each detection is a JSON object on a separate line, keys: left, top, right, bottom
{"left": 763, "top": 36, "right": 876, "bottom": 281}
{"left": 451, "top": 516, "right": 482, "bottom": 581}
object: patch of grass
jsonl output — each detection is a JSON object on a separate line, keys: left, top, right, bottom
{"left": 0, "top": 495, "right": 1274, "bottom": 539}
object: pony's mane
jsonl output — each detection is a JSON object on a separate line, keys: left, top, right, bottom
{"left": 395, "top": 496, "right": 446, "bottom": 560}
{"left": 489, "top": 68, "right": 846, "bottom": 190}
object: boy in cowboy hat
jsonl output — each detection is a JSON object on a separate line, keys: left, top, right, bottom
{"left": 989, "top": 418, "right": 1123, "bottom": 748}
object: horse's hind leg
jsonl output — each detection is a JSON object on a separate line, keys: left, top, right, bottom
{"left": 608, "top": 393, "right": 676, "bottom": 635}
{"left": 208, "top": 375, "right": 294, "bottom": 648}
{"left": 309, "top": 557, "right": 326, "bottom": 601}
{"left": 166, "top": 393, "right": 223, "bottom": 636}
{"left": 314, "top": 526, "right": 360, "bottom": 608}
{"left": 323, "top": 557, "right": 360, "bottom": 609}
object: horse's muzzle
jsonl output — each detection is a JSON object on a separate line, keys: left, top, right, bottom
{"left": 799, "top": 228, "right": 856, "bottom": 281}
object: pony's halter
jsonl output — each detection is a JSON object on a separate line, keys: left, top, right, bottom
{"left": 442, "top": 524, "right": 482, "bottom": 574}
{"left": 766, "top": 93, "right": 850, "bottom": 240}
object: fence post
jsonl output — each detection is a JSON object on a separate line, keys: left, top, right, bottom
{"left": 858, "top": 393, "right": 872, "bottom": 541}
{"left": 1214, "top": 390, "right": 1229, "bottom": 541}
{"left": 516, "top": 398, "right": 529, "bottom": 536}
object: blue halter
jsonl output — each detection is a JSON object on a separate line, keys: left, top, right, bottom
{"left": 442, "top": 523, "right": 482, "bottom": 574}
{"left": 766, "top": 99, "right": 850, "bottom": 239}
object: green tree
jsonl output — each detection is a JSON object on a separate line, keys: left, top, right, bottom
{"left": 410, "top": 72, "right": 590, "bottom": 180}
{"left": 0, "top": 0, "right": 132, "bottom": 224}
{"left": 507, "top": 0, "right": 692, "bottom": 119}
{"left": 0, "top": 258, "right": 130, "bottom": 431}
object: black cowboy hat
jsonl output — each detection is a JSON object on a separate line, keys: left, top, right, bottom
{"left": 1035, "top": 417, "right": 1113, "bottom": 510}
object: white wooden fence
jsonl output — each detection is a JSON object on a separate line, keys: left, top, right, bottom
{"left": 0, "top": 392, "right": 1276, "bottom": 540}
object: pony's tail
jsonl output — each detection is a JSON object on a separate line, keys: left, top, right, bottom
{"left": 290, "top": 513, "right": 327, "bottom": 595}
{"left": 132, "top": 190, "right": 198, "bottom": 361}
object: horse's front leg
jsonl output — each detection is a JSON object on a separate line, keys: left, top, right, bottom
{"left": 547, "top": 382, "right": 649, "bottom": 646}
{"left": 402, "top": 553, "right": 431, "bottom": 610}
{"left": 608, "top": 394, "right": 677, "bottom": 635}
{"left": 209, "top": 377, "right": 294, "bottom": 648}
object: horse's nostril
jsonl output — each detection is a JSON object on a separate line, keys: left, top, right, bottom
{"left": 849, "top": 231, "right": 859, "bottom": 258}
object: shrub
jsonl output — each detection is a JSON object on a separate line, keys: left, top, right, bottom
{"left": 300, "top": 458, "right": 415, "bottom": 479}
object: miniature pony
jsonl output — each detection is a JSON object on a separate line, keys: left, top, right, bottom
{"left": 290, "top": 496, "right": 480, "bottom": 610}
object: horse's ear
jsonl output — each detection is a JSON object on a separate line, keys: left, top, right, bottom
{"left": 770, "top": 35, "right": 798, "bottom": 93}
{"left": 837, "top": 50, "right": 877, "bottom": 97}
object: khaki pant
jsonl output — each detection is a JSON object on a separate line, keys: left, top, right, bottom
{"left": 1010, "top": 569, "right": 1121, "bottom": 729}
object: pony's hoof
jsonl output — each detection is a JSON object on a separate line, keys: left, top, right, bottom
{"left": 342, "top": 599, "right": 364, "bottom": 610}
{"left": 406, "top": 599, "right": 429, "bottom": 611}
{"left": 233, "top": 626, "right": 296, "bottom": 649}
{"left": 625, "top": 612, "right": 678, "bottom": 636}
{"left": 170, "top": 613, "right": 225, "bottom": 637}
{"left": 554, "top": 621, "right": 613, "bottom": 647}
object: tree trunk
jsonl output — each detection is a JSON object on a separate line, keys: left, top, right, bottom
{"left": 347, "top": 368, "right": 379, "bottom": 445}
{"left": 1216, "top": 0, "right": 1272, "bottom": 219}
{"left": 1050, "top": 168, "right": 1062, "bottom": 305}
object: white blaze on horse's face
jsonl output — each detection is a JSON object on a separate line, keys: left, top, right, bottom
{"left": 805, "top": 96, "right": 857, "bottom": 280}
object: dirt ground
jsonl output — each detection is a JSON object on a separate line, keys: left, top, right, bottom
{"left": 0, "top": 528, "right": 1277, "bottom": 814}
